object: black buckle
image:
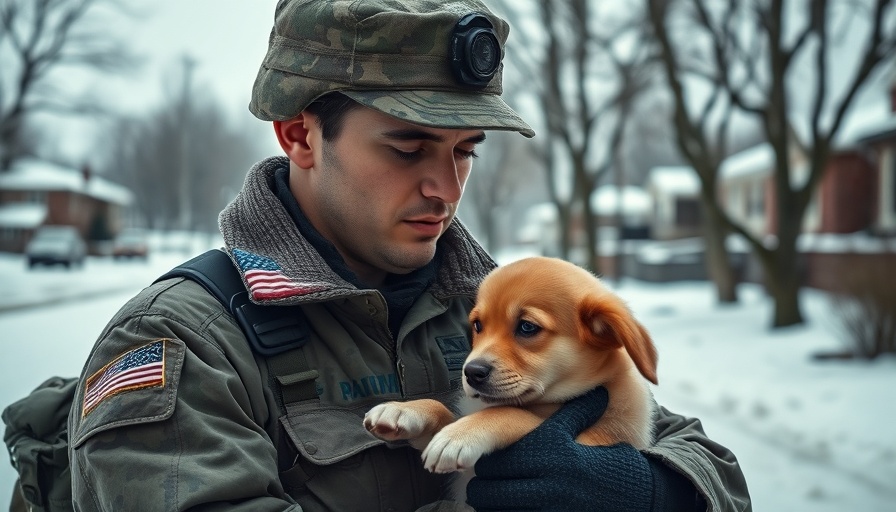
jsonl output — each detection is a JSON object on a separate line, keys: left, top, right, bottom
{"left": 230, "top": 291, "right": 310, "bottom": 357}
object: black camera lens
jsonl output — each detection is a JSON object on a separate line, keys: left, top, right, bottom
{"left": 450, "top": 13, "right": 501, "bottom": 88}
{"left": 468, "top": 31, "right": 499, "bottom": 77}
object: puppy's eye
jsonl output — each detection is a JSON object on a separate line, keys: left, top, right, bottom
{"left": 472, "top": 319, "right": 482, "bottom": 333}
{"left": 516, "top": 320, "right": 541, "bottom": 338}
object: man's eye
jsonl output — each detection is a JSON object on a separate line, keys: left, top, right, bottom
{"left": 515, "top": 320, "right": 541, "bottom": 338}
{"left": 391, "top": 148, "right": 421, "bottom": 161}
{"left": 456, "top": 148, "right": 479, "bottom": 160}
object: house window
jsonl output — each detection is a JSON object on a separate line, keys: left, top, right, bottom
{"left": 891, "top": 145, "right": 896, "bottom": 215}
{"left": 26, "top": 191, "right": 46, "bottom": 204}
{"left": 0, "top": 227, "right": 22, "bottom": 241}
{"left": 675, "top": 198, "right": 701, "bottom": 228}
{"left": 749, "top": 181, "right": 765, "bottom": 217}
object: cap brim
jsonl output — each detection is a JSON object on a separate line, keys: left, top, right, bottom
{"left": 341, "top": 90, "right": 535, "bottom": 138}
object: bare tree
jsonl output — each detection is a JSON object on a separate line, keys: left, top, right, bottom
{"left": 646, "top": 0, "right": 742, "bottom": 304}
{"left": 647, "top": 0, "right": 896, "bottom": 327}
{"left": 494, "top": 0, "right": 653, "bottom": 272}
{"left": 0, "top": 0, "right": 133, "bottom": 170}
{"left": 98, "top": 80, "right": 266, "bottom": 233}
{"left": 491, "top": 0, "right": 574, "bottom": 261}
{"left": 460, "top": 131, "right": 536, "bottom": 253}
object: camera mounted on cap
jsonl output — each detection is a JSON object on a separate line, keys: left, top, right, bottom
{"left": 450, "top": 13, "right": 501, "bottom": 88}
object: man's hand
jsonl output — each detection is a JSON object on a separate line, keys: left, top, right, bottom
{"left": 466, "top": 386, "right": 686, "bottom": 512}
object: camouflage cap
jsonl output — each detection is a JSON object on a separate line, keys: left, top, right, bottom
{"left": 249, "top": 0, "right": 534, "bottom": 137}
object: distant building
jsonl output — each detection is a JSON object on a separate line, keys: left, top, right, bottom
{"left": 717, "top": 100, "right": 888, "bottom": 239}
{"left": 856, "top": 108, "right": 896, "bottom": 236}
{"left": 0, "top": 159, "right": 133, "bottom": 254}
{"left": 645, "top": 166, "right": 702, "bottom": 240}
{"left": 714, "top": 87, "right": 896, "bottom": 292}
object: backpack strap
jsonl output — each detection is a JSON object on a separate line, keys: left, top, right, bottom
{"left": 154, "top": 249, "right": 319, "bottom": 404}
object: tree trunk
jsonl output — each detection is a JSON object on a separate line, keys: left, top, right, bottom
{"left": 556, "top": 204, "right": 573, "bottom": 262}
{"left": 582, "top": 192, "right": 600, "bottom": 274}
{"left": 768, "top": 261, "right": 804, "bottom": 327}
{"left": 702, "top": 200, "right": 739, "bottom": 303}
{"left": 767, "top": 215, "right": 805, "bottom": 327}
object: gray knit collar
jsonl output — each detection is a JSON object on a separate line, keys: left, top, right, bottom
{"left": 217, "top": 156, "right": 496, "bottom": 306}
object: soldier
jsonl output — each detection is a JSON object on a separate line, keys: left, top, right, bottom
{"left": 68, "top": 1, "right": 751, "bottom": 511}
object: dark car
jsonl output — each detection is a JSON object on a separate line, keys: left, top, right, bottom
{"left": 25, "top": 225, "right": 87, "bottom": 269}
{"left": 112, "top": 228, "right": 149, "bottom": 259}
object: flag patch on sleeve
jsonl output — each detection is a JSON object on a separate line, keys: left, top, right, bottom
{"left": 83, "top": 340, "right": 166, "bottom": 416}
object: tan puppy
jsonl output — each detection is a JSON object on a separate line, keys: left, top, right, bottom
{"left": 363, "top": 256, "right": 658, "bottom": 475}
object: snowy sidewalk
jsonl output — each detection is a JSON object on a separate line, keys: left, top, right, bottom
{"left": 0, "top": 251, "right": 202, "bottom": 313}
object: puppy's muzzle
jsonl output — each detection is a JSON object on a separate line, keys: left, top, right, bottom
{"left": 464, "top": 359, "right": 493, "bottom": 390}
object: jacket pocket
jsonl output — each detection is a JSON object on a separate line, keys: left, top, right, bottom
{"left": 280, "top": 402, "right": 383, "bottom": 465}
{"left": 278, "top": 402, "right": 446, "bottom": 512}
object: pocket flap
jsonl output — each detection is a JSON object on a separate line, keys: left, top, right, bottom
{"left": 280, "top": 404, "right": 384, "bottom": 465}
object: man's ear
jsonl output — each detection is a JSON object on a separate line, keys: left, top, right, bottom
{"left": 274, "top": 113, "right": 317, "bottom": 169}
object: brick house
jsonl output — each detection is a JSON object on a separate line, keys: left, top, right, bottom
{"left": 858, "top": 116, "right": 896, "bottom": 236}
{"left": 0, "top": 159, "right": 133, "bottom": 254}
{"left": 716, "top": 90, "right": 896, "bottom": 291}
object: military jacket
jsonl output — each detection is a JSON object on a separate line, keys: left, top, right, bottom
{"left": 68, "top": 157, "right": 750, "bottom": 511}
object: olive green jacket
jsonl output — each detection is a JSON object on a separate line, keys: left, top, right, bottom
{"left": 68, "top": 157, "right": 750, "bottom": 511}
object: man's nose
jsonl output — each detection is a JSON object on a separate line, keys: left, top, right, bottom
{"left": 420, "top": 158, "right": 463, "bottom": 203}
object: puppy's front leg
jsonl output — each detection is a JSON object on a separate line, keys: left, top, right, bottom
{"left": 422, "top": 406, "right": 544, "bottom": 473}
{"left": 364, "top": 399, "right": 456, "bottom": 451}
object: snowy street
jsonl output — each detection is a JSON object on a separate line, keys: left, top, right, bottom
{"left": 0, "top": 250, "right": 893, "bottom": 511}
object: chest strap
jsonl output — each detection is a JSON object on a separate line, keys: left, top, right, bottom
{"left": 154, "top": 249, "right": 319, "bottom": 404}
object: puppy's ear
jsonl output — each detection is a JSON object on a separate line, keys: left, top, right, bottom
{"left": 579, "top": 295, "right": 659, "bottom": 385}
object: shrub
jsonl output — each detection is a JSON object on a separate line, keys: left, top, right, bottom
{"left": 830, "top": 255, "right": 896, "bottom": 359}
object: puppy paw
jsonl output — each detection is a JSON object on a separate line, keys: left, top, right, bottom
{"left": 363, "top": 402, "right": 430, "bottom": 442}
{"left": 422, "top": 420, "right": 491, "bottom": 474}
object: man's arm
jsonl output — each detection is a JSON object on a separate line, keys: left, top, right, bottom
{"left": 465, "top": 388, "right": 751, "bottom": 512}
{"left": 68, "top": 284, "right": 300, "bottom": 511}
{"left": 645, "top": 405, "right": 752, "bottom": 512}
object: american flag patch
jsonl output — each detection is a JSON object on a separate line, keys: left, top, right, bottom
{"left": 83, "top": 340, "right": 166, "bottom": 416}
{"left": 233, "top": 248, "right": 326, "bottom": 300}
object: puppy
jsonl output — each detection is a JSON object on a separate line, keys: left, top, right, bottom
{"left": 363, "top": 256, "right": 658, "bottom": 478}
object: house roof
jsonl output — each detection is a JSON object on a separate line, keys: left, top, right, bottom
{"left": 0, "top": 203, "right": 47, "bottom": 229}
{"left": 719, "top": 97, "right": 894, "bottom": 179}
{"left": 831, "top": 103, "right": 895, "bottom": 148}
{"left": 0, "top": 158, "right": 133, "bottom": 206}
{"left": 647, "top": 166, "right": 701, "bottom": 195}
{"left": 855, "top": 113, "right": 896, "bottom": 144}
{"left": 719, "top": 143, "right": 775, "bottom": 180}
{"left": 590, "top": 185, "right": 651, "bottom": 216}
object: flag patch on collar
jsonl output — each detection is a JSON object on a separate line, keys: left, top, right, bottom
{"left": 83, "top": 340, "right": 166, "bottom": 416}
{"left": 233, "top": 248, "right": 327, "bottom": 300}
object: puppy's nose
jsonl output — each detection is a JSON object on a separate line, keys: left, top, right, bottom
{"left": 464, "top": 359, "right": 492, "bottom": 387}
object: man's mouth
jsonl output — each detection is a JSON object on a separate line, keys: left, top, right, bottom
{"left": 404, "top": 217, "right": 446, "bottom": 236}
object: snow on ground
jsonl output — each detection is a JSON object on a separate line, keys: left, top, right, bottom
{"left": 620, "top": 279, "right": 896, "bottom": 510}
{"left": 0, "top": 245, "right": 893, "bottom": 511}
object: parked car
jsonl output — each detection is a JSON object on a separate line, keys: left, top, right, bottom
{"left": 25, "top": 225, "right": 87, "bottom": 269}
{"left": 112, "top": 228, "right": 150, "bottom": 259}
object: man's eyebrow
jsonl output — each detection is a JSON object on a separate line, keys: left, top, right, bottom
{"left": 381, "top": 129, "right": 487, "bottom": 144}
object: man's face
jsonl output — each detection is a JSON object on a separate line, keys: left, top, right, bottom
{"left": 298, "top": 106, "right": 485, "bottom": 285}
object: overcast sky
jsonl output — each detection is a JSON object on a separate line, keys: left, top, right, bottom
{"left": 38, "top": 1, "right": 282, "bottom": 162}
{"left": 109, "top": 1, "right": 277, "bottom": 117}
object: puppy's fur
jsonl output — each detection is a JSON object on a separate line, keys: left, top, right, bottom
{"left": 363, "top": 256, "right": 658, "bottom": 477}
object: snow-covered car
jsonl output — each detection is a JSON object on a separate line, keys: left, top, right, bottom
{"left": 112, "top": 228, "right": 149, "bottom": 259}
{"left": 25, "top": 225, "right": 87, "bottom": 269}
